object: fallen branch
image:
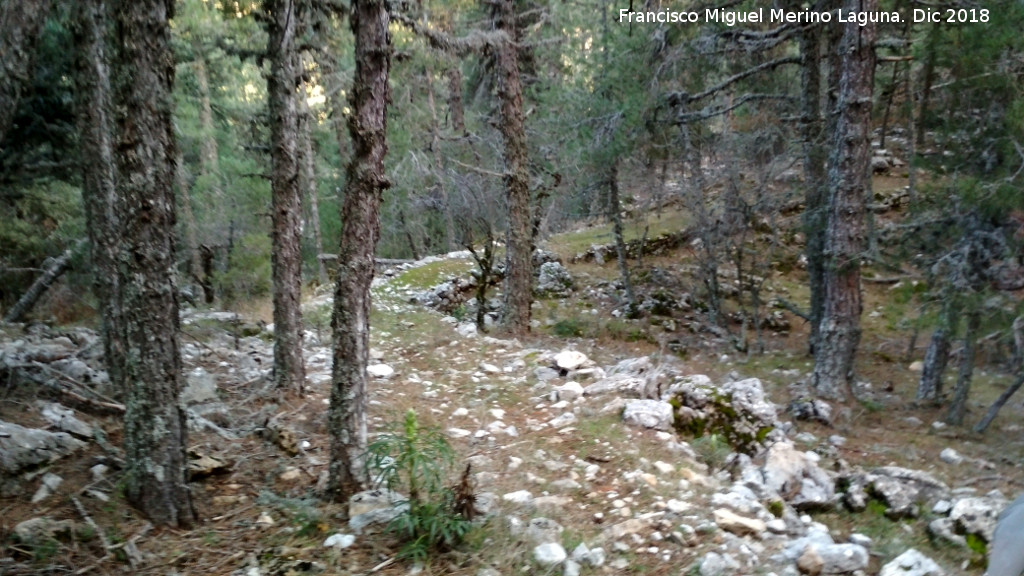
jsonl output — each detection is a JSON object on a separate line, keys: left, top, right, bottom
{"left": 4, "top": 240, "right": 86, "bottom": 323}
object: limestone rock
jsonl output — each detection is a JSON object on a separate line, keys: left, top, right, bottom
{"left": 798, "top": 543, "right": 869, "bottom": 575}
{"left": 536, "top": 263, "right": 574, "bottom": 298}
{"left": 554, "top": 350, "right": 589, "bottom": 371}
{"left": 878, "top": 549, "right": 945, "bottom": 576}
{"left": 713, "top": 508, "right": 766, "bottom": 536}
{"left": 183, "top": 367, "right": 219, "bottom": 404}
{"left": 622, "top": 399, "right": 674, "bottom": 430}
{"left": 533, "top": 542, "right": 567, "bottom": 566}
{"left": 761, "top": 442, "right": 835, "bottom": 510}
{"left": 525, "top": 517, "right": 564, "bottom": 544}
{"left": 0, "top": 420, "right": 85, "bottom": 486}
{"left": 949, "top": 495, "right": 1004, "bottom": 542}
{"left": 37, "top": 402, "right": 92, "bottom": 438}
{"left": 14, "top": 517, "right": 75, "bottom": 543}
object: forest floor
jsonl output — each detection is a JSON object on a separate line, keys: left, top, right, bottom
{"left": 2, "top": 177, "right": 1024, "bottom": 576}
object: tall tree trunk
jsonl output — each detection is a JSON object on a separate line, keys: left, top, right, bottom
{"left": 111, "top": 0, "right": 195, "bottom": 527}
{"left": 946, "top": 308, "right": 981, "bottom": 425}
{"left": 493, "top": 0, "right": 533, "bottom": 337}
{"left": 298, "top": 69, "right": 327, "bottom": 286}
{"left": 328, "top": 0, "right": 391, "bottom": 505}
{"left": 608, "top": 162, "right": 638, "bottom": 318}
{"left": 916, "top": 23, "right": 938, "bottom": 149}
{"left": 72, "top": 0, "right": 125, "bottom": 395}
{"left": 800, "top": 16, "right": 827, "bottom": 356}
{"left": 0, "top": 0, "right": 53, "bottom": 145}
{"left": 266, "top": 0, "right": 306, "bottom": 391}
{"left": 812, "top": 0, "right": 876, "bottom": 401}
{"left": 425, "top": 68, "right": 454, "bottom": 252}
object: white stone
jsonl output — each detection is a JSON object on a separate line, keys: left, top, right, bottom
{"left": 622, "top": 399, "right": 674, "bottom": 430}
{"left": 502, "top": 490, "right": 534, "bottom": 504}
{"left": 879, "top": 549, "right": 945, "bottom": 576}
{"left": 653, "top": 461, "right": 675, "bottom": 475}
{"left": 549, "top": 413, "right": 577, "bottom": 428}
{"left": 555, "top": 350, "right": 590, "bottom": 371}
{"left": 533, "top": 542, "right": 568, "bottom": 566}
{"left": 323, "top": 533, "right": 356, "bottom": 549}
{"left": 367, "top": 364, "right": 395, "bottom": 378}
{"left": 447, "top": 428, "right": 472, "bottom": 438}
{"left": 555, "top": 382, "right": 584, "bottom": 402}
{"left": 939, "top": 448, "right": 962, "bottom": 465}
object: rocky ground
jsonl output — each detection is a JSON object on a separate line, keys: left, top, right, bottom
{"left": 1, "top": 248, "right": 1023, "bottom": 576}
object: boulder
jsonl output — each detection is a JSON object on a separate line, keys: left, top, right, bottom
{"left": 949, "top": 495, "right": 1005, "bottom": 542}
{"left": 622, "top": 399, "right": 674, "bottom": 430}
{"left": 0, "top": 420, "right": 85, "bottom": 494}
{"left": 761, "top": 442, "right": 835, "bottom": 510}
{"left": 668, "top": 377, "right": 778, "bottom": 454}
{"left": 37, "top": 402, "right": 92, "bottom": 438}
{"left": 844, "top": 467, "right": 949, "bottom": 518}
{"left": 536, "top": 262, "right": 574, "bottom": 297}
{"left": 554, "top": 350, "right": 590, "bottom": 371}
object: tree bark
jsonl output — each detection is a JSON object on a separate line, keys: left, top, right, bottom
{"left": 812, "top": 0, "right": 876, "bottom": 401}
{"left": 111, "top": 0, "right": 195, "bottom": 527}
{"left": 946, "top": 307, "right": 980, "bottom": 426}
{"left": 72, "top": 0, "right": 125, "bottom": 395}
{"left": 800, "top": 16, "right": 827, "bottom": 356}
{"left": 328, "top": 0, "right": 391, "bottom": 505}
{"left": 266, "top": 0, "right": 306, "bottom": 391}
{"left": 0, "top": 0, "right": 53, "bottom": 145}
{"left": 492, "top": 0, "right": 532, "bottom": 336}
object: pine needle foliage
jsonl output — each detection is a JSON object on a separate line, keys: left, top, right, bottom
{"left": 365, "top": 410, "right": 476, "bottom": 563}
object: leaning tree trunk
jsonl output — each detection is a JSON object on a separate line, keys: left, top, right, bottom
{"left": 493, "top": 0, "right": 533, "bottom": 337}
{"left": 72, "top": 0, "right": 124, "bottom": 394}
{"left": 266, "top": 0, "right": 306, "bottom": 391}
{"left": 812, "top": 0, "right": 876, "bottom": 401}
{"left": 799, "top": 14, "right": 827, "bottom": 356}
{"left": 111, "top": 0, "right": 195, "bottom": 527}
{"left": 974, "top": 316, "right": 1024, "bottom": 433}
{"left": 3, "top": 241, "right": 84, "bottom": 323}
{"left": 328, "top": 0, "right": 391, "bottom": 505}
{"left": 0, "top": 0, "right": 53, "bottom": 145}
{"left": 946, "top": 308, "right": 981, "bottom": 426}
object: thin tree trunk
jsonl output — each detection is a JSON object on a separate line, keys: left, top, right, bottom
{"left": 973, "top": 316, "right": 1024, "bottom": 432}
{"left": 175, "top": 148, "right": 205, "bottom": 292}
{"left": 493, "top": 0, "right": 532, "bottom": 337}
{"left": 608, "top": 162, "right": 638, "bottom": 318}
{"left": 812, "top": 0, "right": 876, "bottom": 401}
{"left": 0, "top": 0, "right": 53, "bottom": 144}
{"left": 448, "top": 67, "right": 465, "bottom": 134}
{"left": 3, "top": 241, "right": 84, "bottom": 323}
{"left": 112, "top": 0, "right": 195, "bottom": 527}
{"left": 425, "top": 68, "right": 454, "bottom": 251}
{"left": 916, "top": 23, "right": 938, "bottom": 149}
{"left": 974, "top": 373, "right": 1024, "bottom": 434}
{"left": 266, "top": 0, "right": 306, "bottom": 391}
{"left": 72, "top": 0, "right": 125, "bottom": 394}
{"left": 328, "top": 0, "right": 391, "bottom": 505}
{"left": 800, "top": 15, "right": 827, "bottom": 356}
{"left": 298, "top": 68, "right": 327, "bottom": 286}
{"left": 946, "top": 308, "right": 981, "bottom": 425}
{"left": 917, "top": 296, "right": 958, "bottom": 402}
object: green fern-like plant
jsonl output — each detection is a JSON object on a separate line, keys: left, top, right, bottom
{"left": 365, "top": 410, "right": 475, "bottom": 562}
